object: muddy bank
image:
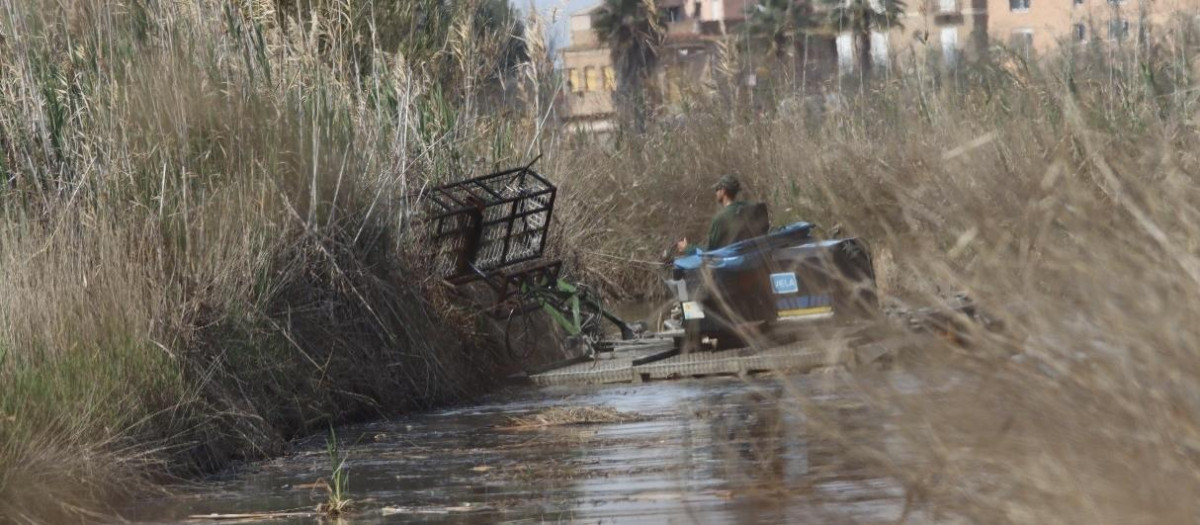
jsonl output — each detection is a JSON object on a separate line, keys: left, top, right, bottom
{"left": 132, "top": 373, "right": 927, "bottom": 524}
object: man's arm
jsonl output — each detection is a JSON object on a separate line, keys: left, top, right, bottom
{"left": 677, "top": 208, "right": 732, "bottom": 256}
{"left": 678, "top": 238, "right": 701, "bottom": 256}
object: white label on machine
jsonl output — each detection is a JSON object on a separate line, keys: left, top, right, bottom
{"left": 770, "top": 272, "right": 800, "bottom": 294}
{"left": 681, "top": 301, "right": 706, "bottom": 320}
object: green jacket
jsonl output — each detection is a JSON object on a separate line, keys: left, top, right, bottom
{"left": 686, "top": 201, "right": 751, "bottom": 254}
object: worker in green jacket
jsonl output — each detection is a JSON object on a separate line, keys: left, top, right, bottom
{"left": 676, "top": 174, "right": 752, "bottom": 255}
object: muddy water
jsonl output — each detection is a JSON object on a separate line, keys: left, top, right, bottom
{"left": 133, "top": 374, "right": 909, "bottom": 524}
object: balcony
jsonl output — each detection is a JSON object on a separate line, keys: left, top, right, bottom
{"left": 665, "top": 19, "right": 700, "bottom": 36}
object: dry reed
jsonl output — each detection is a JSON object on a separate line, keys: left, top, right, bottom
{"left": 0, "top": 0, "right": 540, "bottom": 521}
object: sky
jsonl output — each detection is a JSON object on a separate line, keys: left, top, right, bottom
{"left": 513, "top": 0, "right": 599, "bottom": 51}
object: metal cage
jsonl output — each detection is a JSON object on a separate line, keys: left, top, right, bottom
{"left": 415, "top": 166, "right": 557, "bottom": 281}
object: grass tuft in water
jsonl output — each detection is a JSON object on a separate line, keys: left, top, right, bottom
{"left": 317, "top": 427, "right": 352, "bottom": 518}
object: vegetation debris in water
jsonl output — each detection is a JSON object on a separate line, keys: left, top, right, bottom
{"left": 503, "top": 406, "right": 642, "bottom": 429}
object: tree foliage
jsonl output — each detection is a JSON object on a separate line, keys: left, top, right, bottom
{"left": 745, "top": 0, "right": 817, "bottom": 61}
{"left": 592, "top": 0, "right": 666, "bottom": 129}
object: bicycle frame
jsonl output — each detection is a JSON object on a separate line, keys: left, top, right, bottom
{"left": 519, "top": 279, "right": 635, "bottom": 340}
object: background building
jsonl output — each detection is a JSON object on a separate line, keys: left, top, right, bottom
{"left": 561, "top": 5, "right": 617, "bottom": 130}
{"left": 560, "top": 0, "right": 1198, "bottom": 126}
{"left": 560, "top": 1, "right": 748, "bottom": 128}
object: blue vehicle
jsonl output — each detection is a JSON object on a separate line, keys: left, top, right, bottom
{"left": 666, "top": 221, "right": 878, "bottom": 352}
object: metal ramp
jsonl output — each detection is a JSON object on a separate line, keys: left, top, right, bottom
{"left": 526, "top": 327, "right": 922, "bottom": 387}
{"left": 527, "top": 344, "right": 674, "bottom": 386}
{"left": 634, "top": 343, "right": 845, "bottom": 381}
{"left": 529, "top": 341, "right": 856, "bottom": 386}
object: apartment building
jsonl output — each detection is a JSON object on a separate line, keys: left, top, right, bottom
{"left": 560, "top": 0, "right": 1198, "bottom": 124}
{"left": 561, "top": 6, "right": 613, "bottom": 127}
{"left": 988, "top": 0, "right": 1196, "bottom": 53}
{"left": 893, "top": 0, "right": 990, "bottom": 66}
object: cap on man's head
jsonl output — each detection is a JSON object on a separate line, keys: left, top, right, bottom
{"left": 712, "top": 174, "right": 741, "bottom": 194}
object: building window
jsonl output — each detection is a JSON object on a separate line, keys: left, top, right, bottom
{"left": 939, "top": 0, "right": 957, "bottom": 13}
{"left": 1011, "top": 28, "right": 1034, "bottom": 55}
{"left": 667, "top": 76, "right": 683, "bottom": 102}
{"left": 1010, "top": 0, "right": 1031, "bottom": 11}
{"left": 1109, "top": 18, "right": 1129, "bottom": 39}
{"left": 870, "top": 31, "right": 890, "bottom": 67}
{"left": 1073, "top": 0, "right": 1084, "bottom": 5}
{"left": 1074, "top": 23, "right": 1087, "bottom": 41}
{"left": 568, "top": 68, "right": 583, "bottom": 93}
{"left": 941, "top": 27, "right": 959, "bottom": 66}
{"left": 836, "top": 32, "right": 855, "bottom": 71}
{"left": 664, "top": 6, "right": 684, "bottom": 22}
{"left": 584, "top": 66, "right": 599, "bottom": 92}
{"left": 602, "top": 67, "right": 616, "bottom": 91}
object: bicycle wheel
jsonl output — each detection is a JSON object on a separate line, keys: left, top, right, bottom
{"left": 504, "top": 307, "right": 542, "bottom": 362}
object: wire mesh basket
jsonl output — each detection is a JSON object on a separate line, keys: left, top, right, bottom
{"left": 415, "top": 166, "right": 556, "bottom": 280}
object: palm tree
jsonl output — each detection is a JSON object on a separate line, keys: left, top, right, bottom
{"left": 592, "top": 0, "right": 666, "bottom": 130}
{"left": 745, "top": 0, "right": 816, "bottom": 63}
{"left": 822, "top": 0, "right": 906, "bottom": 77}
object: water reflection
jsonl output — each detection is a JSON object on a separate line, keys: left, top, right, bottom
{"left": 134, "top": 377, "right": 907, "bottom": 524}
{"left": 700, "top": 382, "right": 900, "bottom": 524}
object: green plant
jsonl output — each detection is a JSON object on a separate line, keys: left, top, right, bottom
{"left": 318, "top": 428, "right": 352, "bottom": 517}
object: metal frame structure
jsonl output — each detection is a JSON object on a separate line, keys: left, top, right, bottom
{"left": 414, "top": 162, "right": 640, "bottom": 361}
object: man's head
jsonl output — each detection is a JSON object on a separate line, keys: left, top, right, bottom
{"left": 712, "top": 174, "right": 741, "bottom": 205}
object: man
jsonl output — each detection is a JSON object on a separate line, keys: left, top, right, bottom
{"left": 676, "top": 174, "right": 760, "bottom": 255}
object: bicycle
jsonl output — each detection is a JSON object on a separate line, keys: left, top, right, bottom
{"left": 500, "top": 270, "right": 639, "bottom": 361}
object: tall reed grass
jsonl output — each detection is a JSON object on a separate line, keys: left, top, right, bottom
{"left": 0, "top": 0, "right": 545, "bottom": 521}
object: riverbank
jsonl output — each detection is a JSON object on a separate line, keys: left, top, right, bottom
{"left": 0, "top": 218, "right": 506, "bottom": 522}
